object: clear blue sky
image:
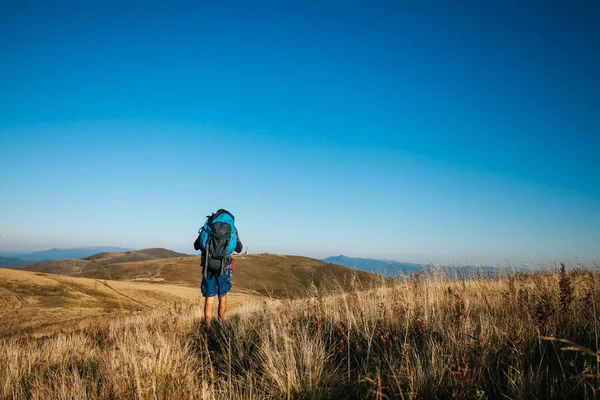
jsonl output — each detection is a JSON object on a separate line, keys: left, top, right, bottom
{"left": 1, "top": 0, "right": 599, "bottom": 265}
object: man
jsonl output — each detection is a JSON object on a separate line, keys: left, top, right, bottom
{"left": 194, "top": 209, "right": 243, "bottom": 326}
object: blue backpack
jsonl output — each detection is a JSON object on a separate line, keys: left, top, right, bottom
{"left": 194, "top": 209, "right": 238, "bottom": 273}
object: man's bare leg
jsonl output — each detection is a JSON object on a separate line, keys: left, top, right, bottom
{"left": 204, "top": 296, "right": 215, "bottom": 326}
{"left": 218, "top": 294, "right": 227, "bottom": 320}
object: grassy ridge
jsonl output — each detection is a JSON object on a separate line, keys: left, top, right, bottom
{"left": 0, "top": 268, "right": 254, "bottom": 338}
{"left": 231, "top": 254, "right": 382, "bottom": 296}
{"left": 13, "top": 248, "right": 190, "bottom": 275}
{"left": 16, "top": 253, "right": 382, "bottom": 297}
{"left": 0, "top": 254, "right": 379, "bottom": 338}
{"left": 1, "top": 265, "right": 598, "bottom": 399}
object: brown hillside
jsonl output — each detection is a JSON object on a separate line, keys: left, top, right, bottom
{"left": 0, "top": 268, "right": 256, "bottom": 338}
{"left": 12, "top": 258, "right": 89, "bottom": 275}
{"left": 71, "top": 254, "right": 383, "bottom": 297}
{"left": 16, "top": 248, "right": 190, "bottom": 274}
{"left": 13, "top": 252, "right": 383, "bottom": 297}
{"left": 232, "top": 254, "right": 382, "bottom": 296}
{"left": 0, "top": 252, "right": 380, "bottom": 338}
{"left": 83, "top": 248, "right": 188, "bottom": 263}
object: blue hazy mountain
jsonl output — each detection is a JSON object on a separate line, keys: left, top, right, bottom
{"left": 323, "top": 255, "right": 422, "bottom": 275}
{"left": 0, "top": 256, "right": 29, "bottom": 267}
{"left": 0, "top": 252, "right": 25, "bottom": 258}
{"left": 0, "top": 247, "right": 134, "bottom": 263}
{"left": 323, "top": 255, "right": 506, "bottom": 279}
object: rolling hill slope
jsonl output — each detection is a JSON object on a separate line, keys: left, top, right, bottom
{"left": 15, "top": 251, "right": 383, "bottom": 297}
{"left": 0, "top": 268, "right": 255, "bottom": 338}
{"left": 15, "top": 248, "right": 190, "bottom": 275}
{"left": 126, "top": 254, "right": 381, "bottom": 296}
{"left": 0, "top": 252, "right": 381, "bottom": 337}
{"left": 6, "top": 246, "right": 134, "bottom": 262}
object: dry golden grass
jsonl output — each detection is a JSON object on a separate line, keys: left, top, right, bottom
{"left": 0, "top": 268, "right": 255, "bottom": 338}
{"left": 1, "top": 264, "right": 598, "bottom": 399}
{"left": 1, "top": 253, "right": 377, "bottom": 338}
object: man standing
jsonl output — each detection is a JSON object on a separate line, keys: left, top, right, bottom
{"left": 194, "top": 209, "right": 243, "bottom": 326}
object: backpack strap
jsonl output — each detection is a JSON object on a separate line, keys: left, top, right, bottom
{"left": 203, "top": 237, "right": 210, "bottom": 278}
{"left": 219, "top": 238, "right": 230, "bottom": 276}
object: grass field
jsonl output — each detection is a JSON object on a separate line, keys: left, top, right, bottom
{"left": 0, "top": 268, "right": 257, "bottom": 338}
{"left": 1, "top": 261, "right": 598, "bottom": 399}
{"left": 15, "top": 252, "right": 381, "bottom": 296}
{"left": 0, "top": 253, "right": 378, "bottom": 337}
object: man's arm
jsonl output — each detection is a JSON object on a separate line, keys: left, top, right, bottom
{"left": 235, "top": 230, "right": 243, "bottom": 253}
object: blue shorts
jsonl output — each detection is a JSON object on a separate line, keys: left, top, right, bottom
{"left": 201, "top": 268, "right": 232, "bottom": 297}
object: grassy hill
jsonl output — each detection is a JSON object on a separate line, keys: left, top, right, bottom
{"left": 83, "top": 247, "right": 187, "bottom": 262}
{"left": 0, "top": 268, "right": 255, "bottom": 338}
{"left": 8, "top": 246, "right": 134, "bottom": 262}
{"left": 15, "top": 248, "right": 190, "bottom": 275}
{"left": 17, "top": 251, "right": 382, "bottom": 297}
{"left": 1, "top": 251, "right": 381, "bottom": 337}
{"left": 230, "top": 254, "right": 381, "bottom": 296}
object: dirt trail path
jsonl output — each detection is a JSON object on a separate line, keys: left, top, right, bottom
{"left": 95, "top": 280, "right": 150, "bottom": 307}
{"left": 150, "top": 260, "right": 165, "bottom": 280}
{"left": 0, "top": 286, "right": 25, "bottom": 313}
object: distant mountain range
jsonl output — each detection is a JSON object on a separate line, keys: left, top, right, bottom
{"left": 0, "top": 247, "right": 134, "bottom": 267}
{"left": 0, "top": 256, "right": 29, "bottom": 267}
{"left": 323, "top": 255, "right": 504, "bottom": 278}
{"left": 323, "top": 255, "right": 422, "bottom": 275}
